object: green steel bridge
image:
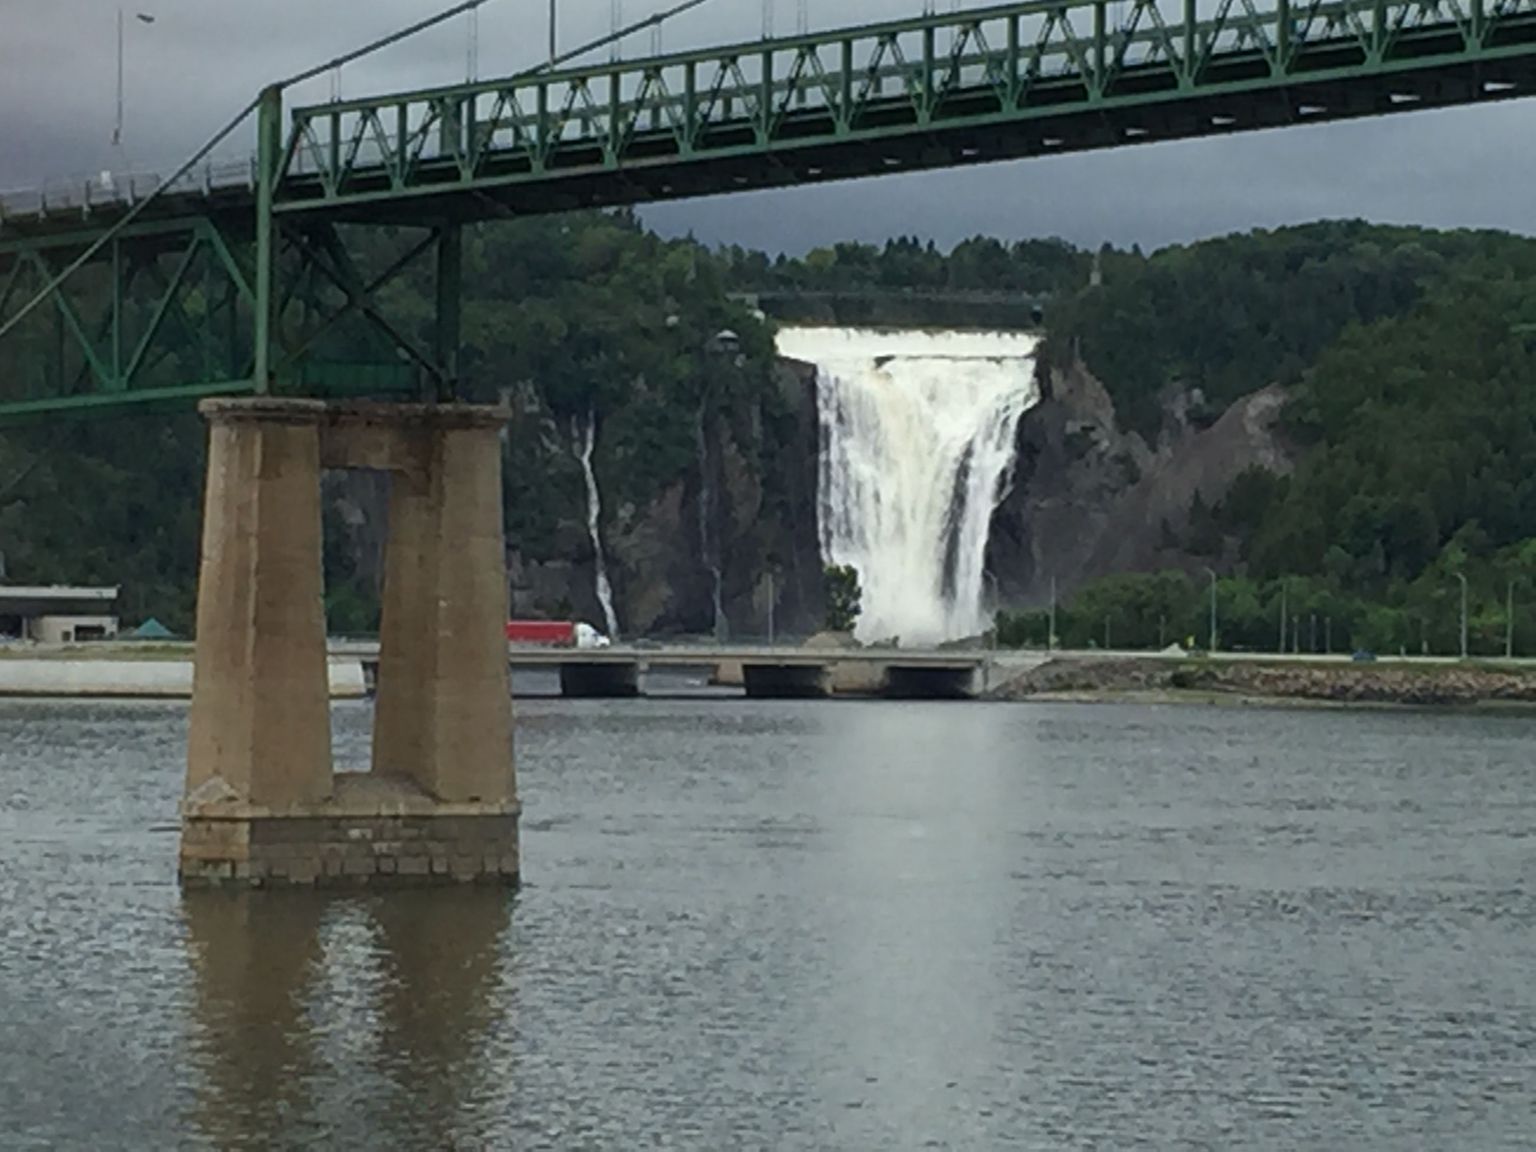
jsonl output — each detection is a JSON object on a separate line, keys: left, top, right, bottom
{"left": 3, "top": 0, "right": 1536, "bottom": 423}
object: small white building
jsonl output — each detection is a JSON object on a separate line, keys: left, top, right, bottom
{"left": 0, "top": 586, "right": 120, "bottom": 644}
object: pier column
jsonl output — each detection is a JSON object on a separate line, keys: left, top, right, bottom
{"left": 185, "top": 399, "right": 332, "bottom": 811}
{"left": 370, "top": 408, "right": 515, "bottom": 804}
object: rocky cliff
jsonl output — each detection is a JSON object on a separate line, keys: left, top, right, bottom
{"left": 504, "top": 360, "right": 824, "bottom": 639}
{"left": 324, "top": 348, "right": 1287, "bottom": 639}
{"left": 986, "top": 357, "right": 1293, "bottom": 606}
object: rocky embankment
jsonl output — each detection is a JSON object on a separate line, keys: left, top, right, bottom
{"left": 991, "top": 658, "right": 1536, "bottom": 707}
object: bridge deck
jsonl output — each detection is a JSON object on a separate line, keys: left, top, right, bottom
{"left": 6, "top": 0, "right": 1536, "bottom": 237}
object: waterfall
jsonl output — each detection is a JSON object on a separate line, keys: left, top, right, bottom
{"left": 573, "top": 408, "right": 619, "bottom": 638}
{"left": 776, "top": 327, "right": 1040, "bottom": 646}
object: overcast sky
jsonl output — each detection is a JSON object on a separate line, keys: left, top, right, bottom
{"left": 3, "top": 0, "right": 1534, "bottom": 253}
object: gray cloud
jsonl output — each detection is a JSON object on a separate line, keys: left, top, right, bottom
{"left": 3, "top": 0, "right": 1533, "bottom": 252}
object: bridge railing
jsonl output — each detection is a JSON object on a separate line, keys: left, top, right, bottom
{"left": 0, "top": 158, "right": 256, "bottom": 228}
{"left": 274, "top": 0, "right": 1536, "bottom": 212}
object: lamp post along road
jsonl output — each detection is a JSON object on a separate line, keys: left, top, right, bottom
{"left": 766, "top": 571, "right": 776, "bottom": 646}
{"left": 114, "top": 9, "right": 156, "bottom": 155}
{"left": 1048, "top": 574, "right": 1058, "bottom": 652}
{"left": 1507, "top": 578, "right": 1515, "bottom": 660}
{"left": 1455, "top": 572, "right": 1469, "bottom": 659}
{"left": 1203, "top": 568, "right": 1218, "bottom": 654}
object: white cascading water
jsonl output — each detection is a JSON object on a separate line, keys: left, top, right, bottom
{"left": 573, "top": 408, "right": 620, "bottom": 638}
{"left": 776, "top": 327, "right": 1040, "bottom": 646}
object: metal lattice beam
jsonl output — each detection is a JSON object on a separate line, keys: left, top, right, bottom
{"left": 266, "top": 0, "right": 1536, "bottom": 217}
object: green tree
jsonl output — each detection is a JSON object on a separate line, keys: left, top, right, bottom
{"left": 823, "top": 564, "right": 863, "bottom": 633}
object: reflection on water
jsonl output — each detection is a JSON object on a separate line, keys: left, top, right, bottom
{"left": 181, "top": 889, "right": 512, "bottom": 1149}
{"left": 3, "top": 698, "right": 1536, "bottom": 1148}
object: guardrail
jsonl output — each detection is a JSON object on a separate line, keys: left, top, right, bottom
{"left": 0, "top": 157, "right": 256, "bottom": 225}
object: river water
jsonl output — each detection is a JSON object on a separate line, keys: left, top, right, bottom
{"left": 2, "top": 698, "right": 1533, "bottom": 1149}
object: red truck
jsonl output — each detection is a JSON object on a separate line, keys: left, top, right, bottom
{"left": 505, "top": 620, "right": 611, "bottom": 649}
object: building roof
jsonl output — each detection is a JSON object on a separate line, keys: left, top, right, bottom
{"left": 0, "top": 586, "right": 119, "bottom": 616}
{"left": 128, "top": 617, "right": 175, "bottom": 640}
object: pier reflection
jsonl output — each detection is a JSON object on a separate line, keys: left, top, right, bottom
{"left": 181, "top": 888, "right": 514, "bottom": 1147}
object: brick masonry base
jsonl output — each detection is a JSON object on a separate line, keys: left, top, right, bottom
{"left": 180, "top": 785, "right": 521, "bottom": 888}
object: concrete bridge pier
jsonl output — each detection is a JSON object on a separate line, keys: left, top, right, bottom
{"left": 179, "top": 399, "right": 519, "bottom": 888}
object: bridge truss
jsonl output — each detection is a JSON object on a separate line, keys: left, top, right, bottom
{"left": 2, "top": 0, "right": 1535, "bottom": 421}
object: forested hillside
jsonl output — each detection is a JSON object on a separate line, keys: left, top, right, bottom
{"left": 1005, "top": 226, "right": 1536, "bottom": 655}
{"left": 3, "top": 214, "right": 1535, "bottom": 652}
{"left": 1, "top": 211, "right": 787, "bottom": 635}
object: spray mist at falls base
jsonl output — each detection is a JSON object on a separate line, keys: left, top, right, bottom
{"left": 777, "top": 328, "right": 1040, "bottom": 646}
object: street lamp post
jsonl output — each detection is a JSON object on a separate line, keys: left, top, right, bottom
{"left": 1278, "top": 580, "right": 1287, "bottom": 654}
{"left": 1203, "top": 567, "right": 1218, "bottom": 654}
{"left": 1048, "top": 573, "right": 1057, "bottom": 652}
{"left": 1454, "top": 572, "right": 1469, "bottom": 660}
{"left": 766, "top": 570, "right": 776, "bottom": 647}
{"left": 983, "top": 570, "right": 999, "bottom": 651}
{"left": 114, "top": 9, "right": 156, "bottom": 157}
{"left": 1507, "top": 578, "right": 1515, "bottom": 660}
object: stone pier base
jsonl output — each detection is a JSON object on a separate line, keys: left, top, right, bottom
{"left": 180, "top": 782, "right": 520, "bottom": 888}
{"left": 180, "top": 399, "right": 518, "bottom": 888}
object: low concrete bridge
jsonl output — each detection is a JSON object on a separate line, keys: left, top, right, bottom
{"left": 342, "top": 643, "right": 996, "bottom": 701}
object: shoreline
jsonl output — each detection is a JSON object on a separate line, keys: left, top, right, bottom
{"left": 1010, "top": 686, "right": 1536, "bottom": 713}
{"left": 987, "top": 656, "right": 1536, "bottom": 712}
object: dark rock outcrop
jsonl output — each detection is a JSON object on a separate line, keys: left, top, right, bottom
{"left": 509, "top": 359, "right": 824, "bottom": 639}
{"left": 986, "top": 357, "right": 1293, "bottom": 606}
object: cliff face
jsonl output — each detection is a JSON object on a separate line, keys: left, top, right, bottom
{"left": 325, "top": 349, "right": 1287, "bottom": 638}
{"left": 508, "top": 360, "right": 824, "bottom": 639}
{"left": 987, "top": 357, "right": 1293, "bottom": 605}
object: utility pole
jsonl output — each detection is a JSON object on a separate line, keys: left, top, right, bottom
{"left": 549, "top": 0, "right": 557, "bottom": 62}
{"left": 466, "top": 5, "right": 479, "bottom": 81}
{"left": 1507, "top": 578, "right": 1515, "bottom": 660}
{"left": 1048, "top": 574, "right": 1057, "bottom": 652}
{"left": 1203, "top": 567, "right": 1218, "bottom": 653}
{"left": 1455, "top": 572, "right": 1469, "bottom": 659}
{"left": 767, "top": 571, "right": 776, "bottom": 646}
{"left": 114, "top": 9, "right": 156, "bottom": 157}
{"left": 1278, "top": 580, "right": 1287, "bottom": 654}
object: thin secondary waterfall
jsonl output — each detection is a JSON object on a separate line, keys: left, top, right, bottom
{"left": 776, "top": 327, "right": 1040, "bottom": 646}
{"left": 573, "top": 407, "right": 620, "bottom": 638}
